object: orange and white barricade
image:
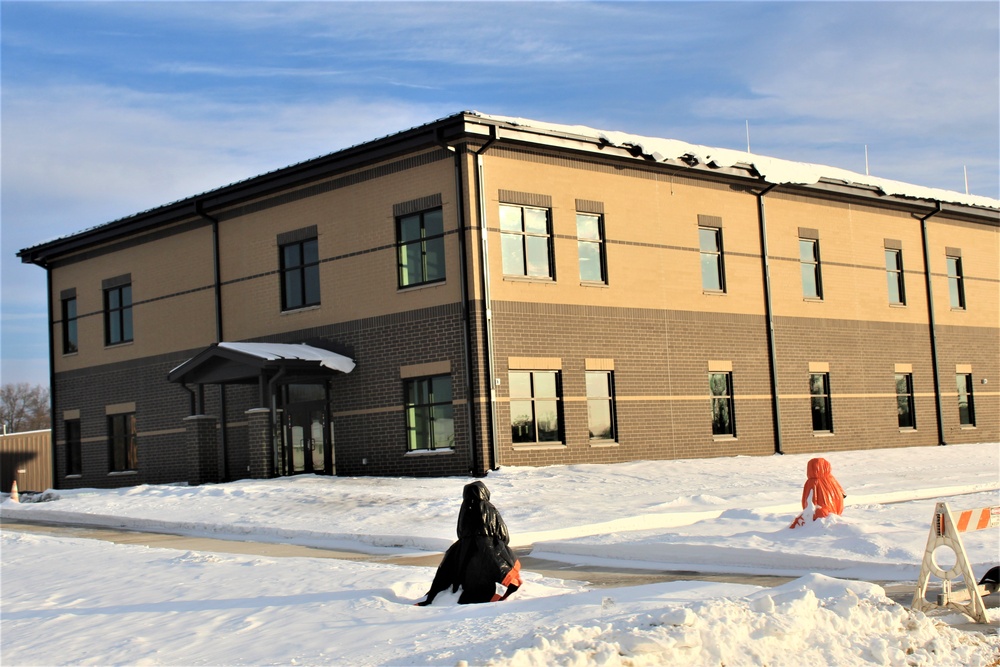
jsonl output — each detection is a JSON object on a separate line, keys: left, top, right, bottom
{"left": 911, "top": 502, "right": 999, "bottom": 624}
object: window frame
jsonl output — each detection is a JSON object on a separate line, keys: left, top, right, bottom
{"left": 585, "top": 370, "right": 617, "bottom": 442}
{"left": 956, "top": 373, "right": 976, "bottom": 427}
{"left": 576, "top": 212, "right": 607, "bottom": 284}
{"left": 799, "top": 238, "right": 824, "bottom": 300}
{"left": 809, "top": 372, "right": 833, "bottom": 433}
{"left": 107, "top": 412, "right": 138, "bottom": 473}
{"left": 404, "top": 375, "right": 454, "bottom": 452}
{"left": 709, "top": 372, "right": 736, "bottom": 437}
{"left": 509, "top": 370, "right": 563, "bottom": 444}
{"left": 895, "top": 373, "right": 916, "bottom": 430}
{"left": 699, "top": 226, "right": 726, "bottom": 293}
{"left": 65, "top": 418, "right": 82, "bottom": 476}
{"left": 946, "top": 255, "right": 965, "bottom": 310}
{"left": 499, "top": 204, "right": 555, "bottom": 280}
{"left": 885, "top": 247, "right": 906, "bottom": 305}
{"left": 62, "top": 295, "right": 79, "bottom": 354}
{"left": 103, "top": 283, "right": 133, "bottom": 346}
{"left": 280, "top": 237, "right": 321, "bottom": 311}
{"left": 396, "top": 207, "right": 446, "bottom": 288}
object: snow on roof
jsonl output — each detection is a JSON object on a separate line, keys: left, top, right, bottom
{"left": 218, "top": 342, "right": 356, "bottom": 374}
{"left": 474, "top": 112, "right": 1000, "bottom": 211}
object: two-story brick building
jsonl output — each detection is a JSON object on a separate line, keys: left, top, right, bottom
{"left": 18, "top": 112, "right": 999, "bottom": 489}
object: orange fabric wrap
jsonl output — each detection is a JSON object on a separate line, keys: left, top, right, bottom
{"left": 800, "top": 458, "right": 845, "bottom": 519}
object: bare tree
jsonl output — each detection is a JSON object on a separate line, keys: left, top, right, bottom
{"left": 0, "top": 383, "right": 50, "bottom": 434}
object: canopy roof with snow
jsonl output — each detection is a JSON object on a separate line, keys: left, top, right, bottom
{"left": 168, "top": 342, "right": 355, "bottom": 387}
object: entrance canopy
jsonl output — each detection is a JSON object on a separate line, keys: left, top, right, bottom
{"left": 168, "top": 342, "right": 355, "bottom": 387}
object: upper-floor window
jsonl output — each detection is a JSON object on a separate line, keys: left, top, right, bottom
{"left": 956, "top": 373, "right": 976, "bottom": 427}
{"left": 895, "top": 373, "right": 915, "bottom": 429}
{"left": 576, "top": 212, "right": 607, "bottom": 283}
{"left": 280, "top": 236, "right": 320, "bottom": 311}
{"left": 799, "top": 236, "right": 823, "bottom": 300}
{"left": 404, "top": 375, "right": 453, "bottom": 451}
{"left": 700, "top": 226, "right": 726, "bottom": 292}
{"left": 103, "top": 276, "right": 133, "bottom": 346}
{"left": 108, "top": 412, "right": 137, "bottom": 472}
{"left": 61, "top": 290, "right": 78, "bottom": 354}
{"left": 946, "top": 252, "right": 965, "bottom": 309}
{"left": 397, "top": 207, "right": 445, "bottom": 288}
{"left": 810, "top": 373, "right": 833, "bottom": 432}
{"left": 586, "top": 371, "right": 616, "bottom": 441}
{"left": 500, "top": 204, "right": 553, "bottom": 279}
{"left": 709, "top": 372, "right": 735, "bottom": 437}
{"left": 509, "top": 370, "right": 561, "bottom": 443}
{"left": 884, "top": 245, "right": 905, "bottom": 305}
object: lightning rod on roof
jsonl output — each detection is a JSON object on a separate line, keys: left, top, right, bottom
{"left": 865, "top": 145, "right": 870, "bottom": 176}
{"left": 964, "top": 165, "right": 969, "bottom": 195}
{"left": 746, "top": 120, "right": 751, "bottom": 153}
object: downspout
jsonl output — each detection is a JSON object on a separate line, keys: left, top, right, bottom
{"left": 46, "top": 267, "right": 59, "bottom": 489}
{"left": 755, "top": 182, "right": 783, "bottom": 454}
{"left": 919, "top": 202, "right": 946, "bottom": 445}
{"left": 475, "top": 126, "right": 501, "bottom": 471}
{"left": 195, "top": 201, "right": 230, "bottom": 479}
{"left": 436, "top": 130, "right": 480, "bottom": 475}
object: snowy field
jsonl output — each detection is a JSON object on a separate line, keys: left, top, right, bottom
{"left": 2, "top": 443, "right": 998, "bottom": 666}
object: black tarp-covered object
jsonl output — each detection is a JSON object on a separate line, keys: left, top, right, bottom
{"left": 417, "top": 481, "right": 522, "bottom": 605}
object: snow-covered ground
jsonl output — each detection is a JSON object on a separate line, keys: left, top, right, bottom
{"left": 2, "top": 443, "right": 998, "bottom": 665}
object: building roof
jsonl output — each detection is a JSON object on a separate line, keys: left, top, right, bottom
{"left": 18, "top": 111, "right": 1000, "bottom": 267}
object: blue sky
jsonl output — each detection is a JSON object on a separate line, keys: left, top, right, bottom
{"left": 2, "top": 1, "right": 998, "bottom": 387}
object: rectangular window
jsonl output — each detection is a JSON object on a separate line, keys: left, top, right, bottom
{"left": 586, "top": 371, "right": 616, "bottom": 441}
{"left": 800, "top": 238, "right": 823, "bottom": 299}
{"left": 947, "top": 254, "right": 965, "bottom": 309}
{"left": 699, "top": 227, "right": 726, "bottom": 292}
{"left": 509, "top": 370, "right": 561, "bottom": 443}
{"left": 895, "top": 373, "right": 915, "bottom": 429}
{"left": 957, "top": 373, "right": 976, "bottom": 427}
{"left": 885, "top": 248, "right": 905, "bottom": 305}
{"left": 500, "top": 204, "right": 553, "bottom": 279}
{"left": 280, "top": 237, "right": 320, "bottom": 311}
{"left": 809, "top": 373, "right": 833, "bottom": 432}
{"left": 709, "top": 372, "right": 735, "bottom": 437}
{"left": 65, "top": 418, "right": 82, "bottom": 476}
{"left": 577, "top": 212, "right": 607, "bottom": 283}
{"left": 62, "top": 295, "right": 79, "bottom": 354}
{"left": 397, "top": 207, "right": 445, "bottom": 287}
{"left": 104, "top": 283, "right": 133, "bottom": 345}
{"left": 404, "top": 375, "right": 453, "bottom": 451}
{"left": 108, "top": 412, "right": 137, "bottom": 472}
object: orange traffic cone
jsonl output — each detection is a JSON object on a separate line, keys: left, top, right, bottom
{"left": 10, "top": 480, "right": 19, "bottom": 503}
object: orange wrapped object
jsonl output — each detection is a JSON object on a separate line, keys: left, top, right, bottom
{"left": 790, "top": 457, "right": 846, "bottom": 528}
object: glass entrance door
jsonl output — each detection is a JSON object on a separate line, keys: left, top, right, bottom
{"left": 285, "top": 403, "right": 329, "bottom": 475}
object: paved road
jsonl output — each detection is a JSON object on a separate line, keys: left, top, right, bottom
{"left": 4, "top": 517, "right": 995, "bottom": 631}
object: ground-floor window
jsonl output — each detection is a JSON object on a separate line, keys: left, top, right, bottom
{"left": 586, "top": 371, "right": 616, "bottom": 441}
{"left": 404, "top": 375, "right": 454, "bottom": 451}
{"left": 709, "top": 372, "right": 735, "bottom": 436}
{"left": 956, "top": 373, "right": 976, "bottom": 426}
{"left": 107, "top": 412, "right": 137, "bottom": 472}
{"left": 510, "top": 370, "right": 562, "bottom": 443}
{"left": 895, "top": 373, "right": 915, "bottom": 429}
{"left": 65, "top": 418, "right": 81, "bottom": 475}
{"left": 810, "top": 373, "right": 833, "bottom": 432}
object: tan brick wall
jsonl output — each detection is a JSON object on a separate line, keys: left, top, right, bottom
{"left": 51, "top": 223, "right": 217, "bottom": 374}
{"left": 218, "top": 154, "right": 464, "bottom": 340}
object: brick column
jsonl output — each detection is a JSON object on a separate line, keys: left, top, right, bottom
{"left": 246, "top": 408, "right": 274, "bottom": 479}
{"left": 184, "top": 415, "right": 219, "bottom": 486}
